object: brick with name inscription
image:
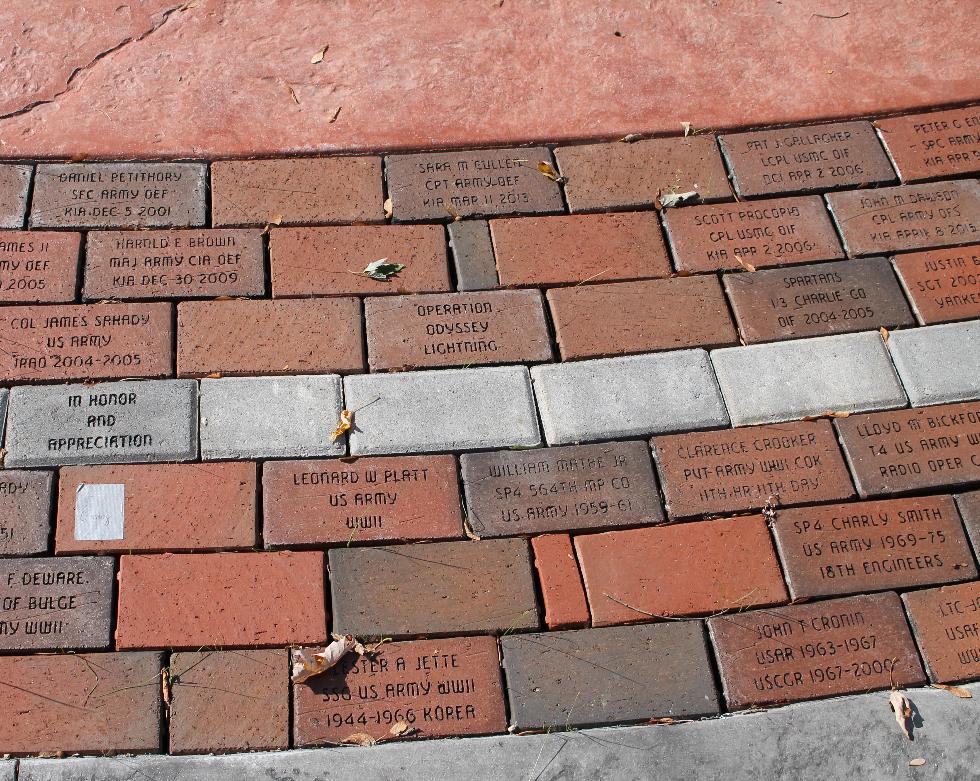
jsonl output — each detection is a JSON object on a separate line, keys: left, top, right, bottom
{"left": 365, "top": 290, "right": 551, "bottom": 371}
{"left": 262, "top": 455, "right": 463, "bottom": 546}
{"left": 575, "top": 515, "right": 788, "bottom": 627}
{"left": 664, "top": 195, "right": 843, "bottom": 273}
{"left": 708, "top": 592, "right": 926, "bottom": 709}
{"left": 0, "top": 302, "right": 173, "bottom": 383}
{"left": 84, "top": 229, "right": 265, "bottom": 300}
{"left": 0, "top": 165, "right": 31, "bottom": 228}
{"left": 892, "top": 244, "right": 980, "bottom": 324}
{"left": 270, "top": 225, "right": 451, "bottom": 297}
{"left": 178, "top": 298, "right": 364, "bottom": 376}
{"left": 902, "top": 581, "right": 980, "bottom": 683}
{"left": 294, "top": 635, "right": 506, "bottom": 745}
{"left": 719, "top": 121, "right": 895, "bottom": 197}
{"left": 826, "top": 179, "right": 980, "bottom": 256}
{"left": 0, "top": 556, "right": 113, "bottom": 651}
{"left": 651, "top": 420, "right": 854, "bottom": 519}
{"left": 531, "top": 534, "right": 590, "bottom": 629}
{"left": 56, "top": 462, "right": 257, "bottom": 554}
{"left": 0, "top": 231, "right": 80, "bottom": 303}
{"left": 876, "top": 107, "right": 980, "bottom": 182}
{"left": 771, "top": 496, "right": 977, "bottom": 599}
{"left": 30, "top": 162, "right": 206, "bottom": 229}
{"left": 0, "top": 471, "right": 53, "bottom": 557}
{"left": 835, "top": 401, "right": 980, "bottom": 497}
{"left": 956, "top": 490, "right": 980, "bottom": 556}
{"left": 723, "top": 257, "right": 915, "bottom": 343}
{"left": 386, "top": 147, "right": 563, "bottom": 222}
{"left": 461, "top": 441, "right": 663, "bottom": 536}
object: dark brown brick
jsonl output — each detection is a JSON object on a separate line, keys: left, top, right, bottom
{"left": 651, "top": 420, "right": 855, "bottom": 519}
{"left": 771, "top": 495, "right": 977, "bottom": 599}
{"left": 0, "top": 231, "right": 80, "bottom": 303}
{"left": 902, "top": 581, "right": 980, "bottom": 683}
{"left": 891, "top": 244, "right": 980, "bottom": 324}
{"left": 956, "top": 489, "right": 980, "bottom": 555}
{"left": 0, "top": 470, "right": 52, "bottom": 557}
{"left": 531, "top": 534, "right": 590, "bottom": 629}
{"left": 835, "top": 402, "right": 980, "bottom": 497}
{"left": 0, "top": 164, "right": 31, "bottom": 228}
{"left": 461, "top": 441, "right": 663, "bottom": 537}
{"left": 876, "top": 108, "right": 980, "bottom": 182}
{"left": 293, "top": 636, "right": 506, "bottom": 745}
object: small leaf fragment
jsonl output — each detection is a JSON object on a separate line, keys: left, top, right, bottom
{"left": 536, "top": 161, "right": 567, "bottom": 184}
{"left": 383, "top": 198, "right": 393, "bottom": 219}
{"left": 879, "top": 326, "right": 890, "bottom": 342}
{"left": 681, "top": 121, "right": 692, "bottom": 136}
{"left": 930, "top": 683, "right": 972, "bottom": 698}
{"left": 621, "top": 133, "right": 643, "bottom": 143}
{"left": 311, "top": 44, "right": 329, "bottom": 64}
{"left": 445, "top": 203, "right": 461, "bottom": 221}
{"left": 909, "top": 758, "right": 926, "bottom": 767}
{"left": 659, "top": 190, "right": 699, "bottom": 209}
{"left": 341, "top": 733, "right": 377, "bottom": 747}
{"left": 735, "top": 256, "right": 757, "bottom": 273}
{"left": 328, "top": 106, "right": 342, "bottom": 123}
{"left": 287, "top": 84, "right": 300, "bottom": 105}
{"left": 291, "top": 635, "right": 356, "bottom": 683}
{"left": 330, "top": 409, "right": 353, "bottom": 442}
{"left": 889, "top": 689, "right": 914, "bottom": 740}
{"left": 389, "top": 720, "right": 416, "bottom": 737}
{"left": 361, "top": 259, "right": 406, "bottom": 281}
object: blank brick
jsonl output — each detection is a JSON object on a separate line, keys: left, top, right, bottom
{"left": 887, "top": 320, "right": 980, "bottom": 406}
{"left": 902, "top": 581, "right": 980, "bottom": 683}
{"left": 531, "top": 534, "right": 590, "bottom": 629}
{"left": 957, "top": 490, "right": 980, "bottom": 555}
{"left": 0, "top": 231, "right": 80, "bottom": 303}
{"left": 891, "top": 244, "right": 980, "bottom": 324}
{"left": 876, "top": 107, "right": 980, "bottom": 182}
{"left": 0, "top": 164, "right": 31, "bottom": 228}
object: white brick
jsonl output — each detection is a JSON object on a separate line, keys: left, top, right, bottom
{"left": 887, "top": 320, "right": 980, "bottom": 406}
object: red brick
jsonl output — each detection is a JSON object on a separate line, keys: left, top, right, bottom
{"left": 262, "top": 455, "right": 463, "bottom": 546}
{"left": 0, "top": 302, "right": 172, "bottom": 382}
{"left": 211, "top": 156, "right": 384, "bottom": 226}
{"left": 708, "top": 592, "right": 925, "bottom": 709}
{"left": 771, "top": 495, "right": 978, "bottom": 599}
{"left": 270, "top": 225, "right": 450, "bottom": 297}
{"left": 548, "top": 276, "right": 737, "bottom": 359}
{"left": 116, "top": 551, "right": 327, "bottom": 649}
{"left": 876, "top": 107, "right": 980, "bottom": 182}
{"left": 826, "top": 180, "right": 980, "bottom": 256}
{"left": 891, "top": 244, "right": 980, "bottom": 324}
{"left": 531, "top": 534, "right": 590, "bottom": 629}
{"left": 664, "top": 196, "right": 844, "bottom": 273}
{"left": 554, "top": 136, "right": 731, "bottom": 213}
{"left": 177, "top": 298, "right": 364, "bottom": 376}
{"left": 84, "top": 229, "right": 265, "bottom": 300}
{"left": 902, "top": 581, "right": 980, "bottom": 683}
{"left": 0, "top": 164, "right": 31, "bottom": 228}
{"left": 365, "top": 290, "right": 551, "bottom": 370}
{"left": 0, "top": 470, "right": 52, "bottom": 556}
{"left": 957, "top": 489, "right": 980, "bottom": 555}
{"left": 56, "top": 462, "right": 257, "bottom": 554}
{"left": 651, "top": 420, "right": 855, "bottom": 519}
{"left": 491, "top": 212, "right": 672, "bottom": 286}
{"left": 574, "top": 516, "right": 787, "bottom": 627}
{"left": 293, "top": 635, "right": 506, "bottom": 745}
{"left": 0, "top": 231, "right": 80, "bottom": 303}
{"left": 170, "top": 649, "right": 289, "bottom": 754}
{"left": 0, "top": 651, "right": 162, "bottom": 755}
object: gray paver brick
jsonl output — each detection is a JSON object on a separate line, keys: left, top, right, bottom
{"left": 0, "top": 164, "right": 32, "bottom": 228}
{"left": 4, "top": 380, "right": 198, "bottom": 468}
{"left": 199, "top": 375, "right": 344, "bottom": 460}
{"left": 530, "top": 350, "right": 729, "bottom": 445}
{"left": 0, "top": 389, "right": 8, "bottom": 443}
{"left": 887, "top": 320, "right": 980, "bottom": 406}
{"left": 343, "top": 366, "right": 541, "bottom": 455}
{"left": 449, "top": 219, "right": 499, "bottom": 290}
{"left": 711, "top": 332, "right": 907, "bottom": 425}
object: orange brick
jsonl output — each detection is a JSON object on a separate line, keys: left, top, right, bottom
{"left": 531, "top": 534, "right": 590, "bottom": 629}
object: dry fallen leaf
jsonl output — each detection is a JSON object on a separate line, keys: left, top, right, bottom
{"left": 463, "top": 518, "right": 482, "bottom": 540}
{"left": 445, "top": 203, "right": 461, "bottom": 221}
{"left": 930, "top": 683, "right": 972, "bottom": 698}
{"left": 889, "top": 689, "right": 914, "bottom": 740}
{"left": 261, "top": 214, "right": 284, "bottom": 235}
{"left": 360, "top": 259, "right": 406, "bottom": 281}
{"left": 659, "top": 190, "right": 699, "bottom": 209}
{"left": 389, "top": 720, "right": 415, "bottom": 737}
{"left": 536, "top": 161, "right": 567, "bottom": 184}
{"left": 383, "top": 198, "right": 393, "bottom": 219}
{"left": 879, "top": 326, "right": 890, "bottom": 343}
{"left": 620, "top": 133, "right": 643, "bottom": 143}
{"left": 330, "top": 409, "right": 353, "bottom": 442}
{"left": 648, "top": 716, "right": 678, "bottom": 724}
{"left": 204, "top": 372, "right": 223, "bottom": 379}
{"left": 311, "top": 44, "right": 329, "bottom": 64}
{"left": 342, "top": 733, "right": 377, "bottom": 747}
{"left": 735, "top": 256, "right": 757, "bottom": 273}
{"left": 681, "top": 121, "right": 693, "bottom": 136}
{"left": 909, "top": 758, "right": 926, "bottom": 767}
{"left": 291, "top": 635, "right": 356, "bottom": 683}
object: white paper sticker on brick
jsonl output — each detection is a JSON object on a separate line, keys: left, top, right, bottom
{"left": 75, "top": 483, "right": 125, "bottom": 540}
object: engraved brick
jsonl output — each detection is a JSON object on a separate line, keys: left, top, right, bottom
{"left": 651, "top": 420, "right": 854, "bottom": 519}
{"left": 826, "top": 179, "right": 980, "bottom": 256}
{"left": 262, "top": 455, "right": 462, "bottom": 546}
{"left": 30, "top": 163, "right": 206, "bottom": 229}
{"left": 892, "top": 244, "right": 980, "bottom": 324}
{"left": 490, "top": 212, "right": 671, "bottom": 286}
{"left": 887, "top": 321, "right": 980, "bottom": 407}
{"left": 531, "top": 534, "right": 590, "bottom": 629}
{"left": 0, "top": 303, "right": 173, "bottom": 383}
{"left": 0, "top": 651, "right": 162, "bottom": 755}
{"left": 116, "top": 551, "right": 327, "bottom": 649}
{"left": 293, "top": 636, "right": 506, "bottom": 745}
{"left": 178, "top": 298, "right": 364, "bottom": 377}
{"left": 902, "top": 581, "right": 980, "bottom": 683}
{"left": 269, "top": 225, "right": 450, "bottom": 297}
{"left": 329, "top": 539, "right": 539, "bottom": 637}
{"left": 0, "top": 164, "right": 31, "bottom": 228}
{"left": 547, "top": 276, "right": 737, "bottom": 360}
{"left": 448, "top": 220, "right": 498, "bottom": 291}
{"left": 0, "top": 556, "right": 113, "bottom": 651}
{"left": 84, "top": 229, "right": 265, "bottom": 300}
{"left": 5, "top": 379, "right": 198, "bottom": 468}
{"left": 723, "top": 258, "right": 915, "bottom": 343}
{"left": 835, "top": 402, "right": 980, "bottom": 497}
{"left": 664, "top": 195, "right": 843, "bottom": 273}
{"left": 575, "top": 515, "right": 787, "bottom": 627}
{"left": 708, "top": 592, "right": 926, "bottom": 709}
{"left": 365, "top": 290, "right": 551, "bottom": 370}
{"left": 771, "top": 496, "right": 977, "bottom": 599}
{"left": 170, "top": 650, "right": 289, "bottom": 754}
{"left": 56, "top": 462, "right": 257, "bottom": 554}
{"left": 876, "top": 107, "right": 980, "bottom": 182}
{"left": 386, "top": 148, "right": 563, "bottom": 222}
{"left": 719, "top": 121, "right": 895, "bottom": 197}
{"left": 461, "top": 441, "right": 663, "bottom": 536}
{"left": 211, "top": 157, "right": 384, "bottom": 226}
{"left": 0, "top": 470, "right": 53, "bottom": 557}
{"left": 554, "top": 136, "right": 731, "bottom": 212}
{"left": 956, "top": 489, "right": 980, "bottom": 556}
{"left": 501, "top": 623, "right": 720, "bottom": 730}
{"left": 0, "top": 231, "right": 80, "bottom": 303}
